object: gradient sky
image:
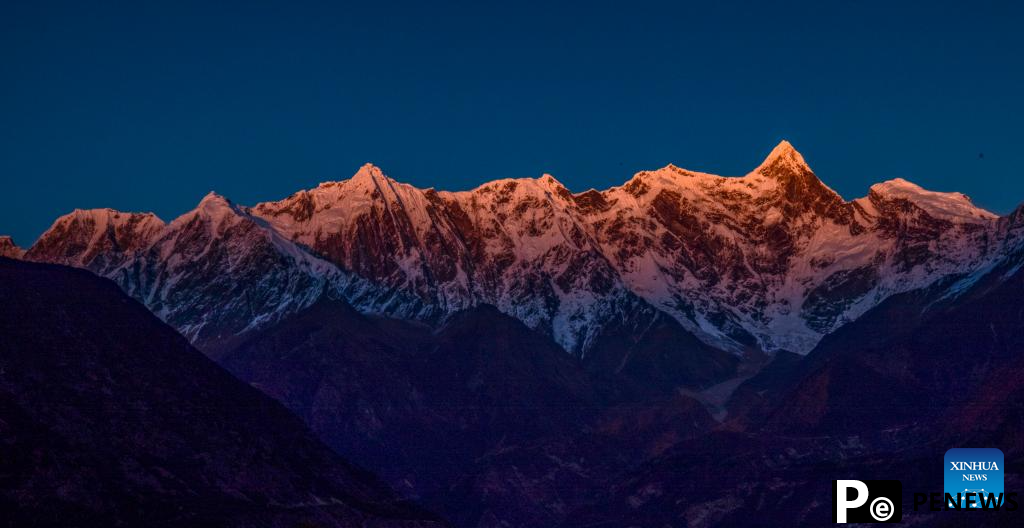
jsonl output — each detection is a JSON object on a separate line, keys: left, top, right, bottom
{"left": 2, "top": 0, "right": 1023, "bottom": 245}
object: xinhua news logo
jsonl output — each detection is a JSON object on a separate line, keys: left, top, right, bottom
{"left": 833, "top": 480, "right": 902, "bottom": 523}
{"left": 945, "top": 448, "right": 1004, "bottom": 508}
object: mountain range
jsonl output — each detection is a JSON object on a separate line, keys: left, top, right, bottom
{"left": 4, "top": 141, "right": 1023, "bottom": 527}
{"left": 9, "top": 141, "right": 1002, "bottom": 359}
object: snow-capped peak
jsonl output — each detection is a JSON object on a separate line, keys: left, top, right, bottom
{"left": 539, "top": 173, "right": 562, "bottom": 186}
{"left": 196, "top": 191, "right": 234, "bottom": 211}
{"left": 348, "top": 162, "right": 389, "bottom": 187}
{"left": 755, "top": 139, "right": 812, "bottom": 177}
{"left": 185, "top": 192, "right": 243, "bottom": 230}
{"left": 35, "top": 208, "right": 165, "bottom": 248}
{"left": 308, "top": 163, "right": 391, "bottom": 193}
{"left": 25, "top": 208, "right": 165, "bottom": 271}
{"left": 519, "top": 173, "right": 572, "bottom": 197}
{"left": 866, "top": 178, "right": 997, "bottom": 222}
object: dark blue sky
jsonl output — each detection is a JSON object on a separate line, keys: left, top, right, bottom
{"left": 3, "top": 1, "right": 1023, "bottom": 245}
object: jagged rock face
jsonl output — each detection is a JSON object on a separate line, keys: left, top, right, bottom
{"left": 117, "top": 194, "right": 354, "bottom": 354}
{"left": 22, "top": 141, "right": 1003, "bottom": 355}
{"left": 23, "top": 194, "right": 384, "bottom": 355}
{"left": 710, "top": 198, "right": 1024, "bottom": 438}
{"left": 253, "top": 166, "right": 655, "bottom": 354}
{"left": 251, "top": 142, "right": 998, "bottom": 354}
{"left": 24, "top": 209, "right": 163, "bottom": 273}
{"left": 584, "top": 144, "right": 996, "bottom": 353}
{"left": 252, "top": 169, "right": 474, "bottom": 320}
{"left": 0, "top": 235, "right": 24, "bottom": 259}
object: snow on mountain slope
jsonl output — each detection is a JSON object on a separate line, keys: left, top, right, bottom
{"left": 24, "top": 208, "right": 164, "bottom": 273}
{"left": 436, "top": 176, "right": 665, "bottom": 353}
{"left": 21, "top": 141, "right": 1003, "bottom": 356}
{"left": 931, "top": 201, "right": 1024, "bottom": 302}
{"left": 120, "top": 193, "right": 346, "bottom": 352}
{"left": 862, "top": 178, "right": 997, "bottom": 223}
{"left": 25, "top": 193, "right": 383, "bottom": 354}
{"left": 255, "top": 140, "right": 997, "bottom": 354}
{"left": 253, "top": 164, "right": 654, "bottom": 354}
{"left": 583, "top": 141, "right": 997, "bottom": 352}
{"left": 253, "top": 164, "right": 474, "bottom": 320}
